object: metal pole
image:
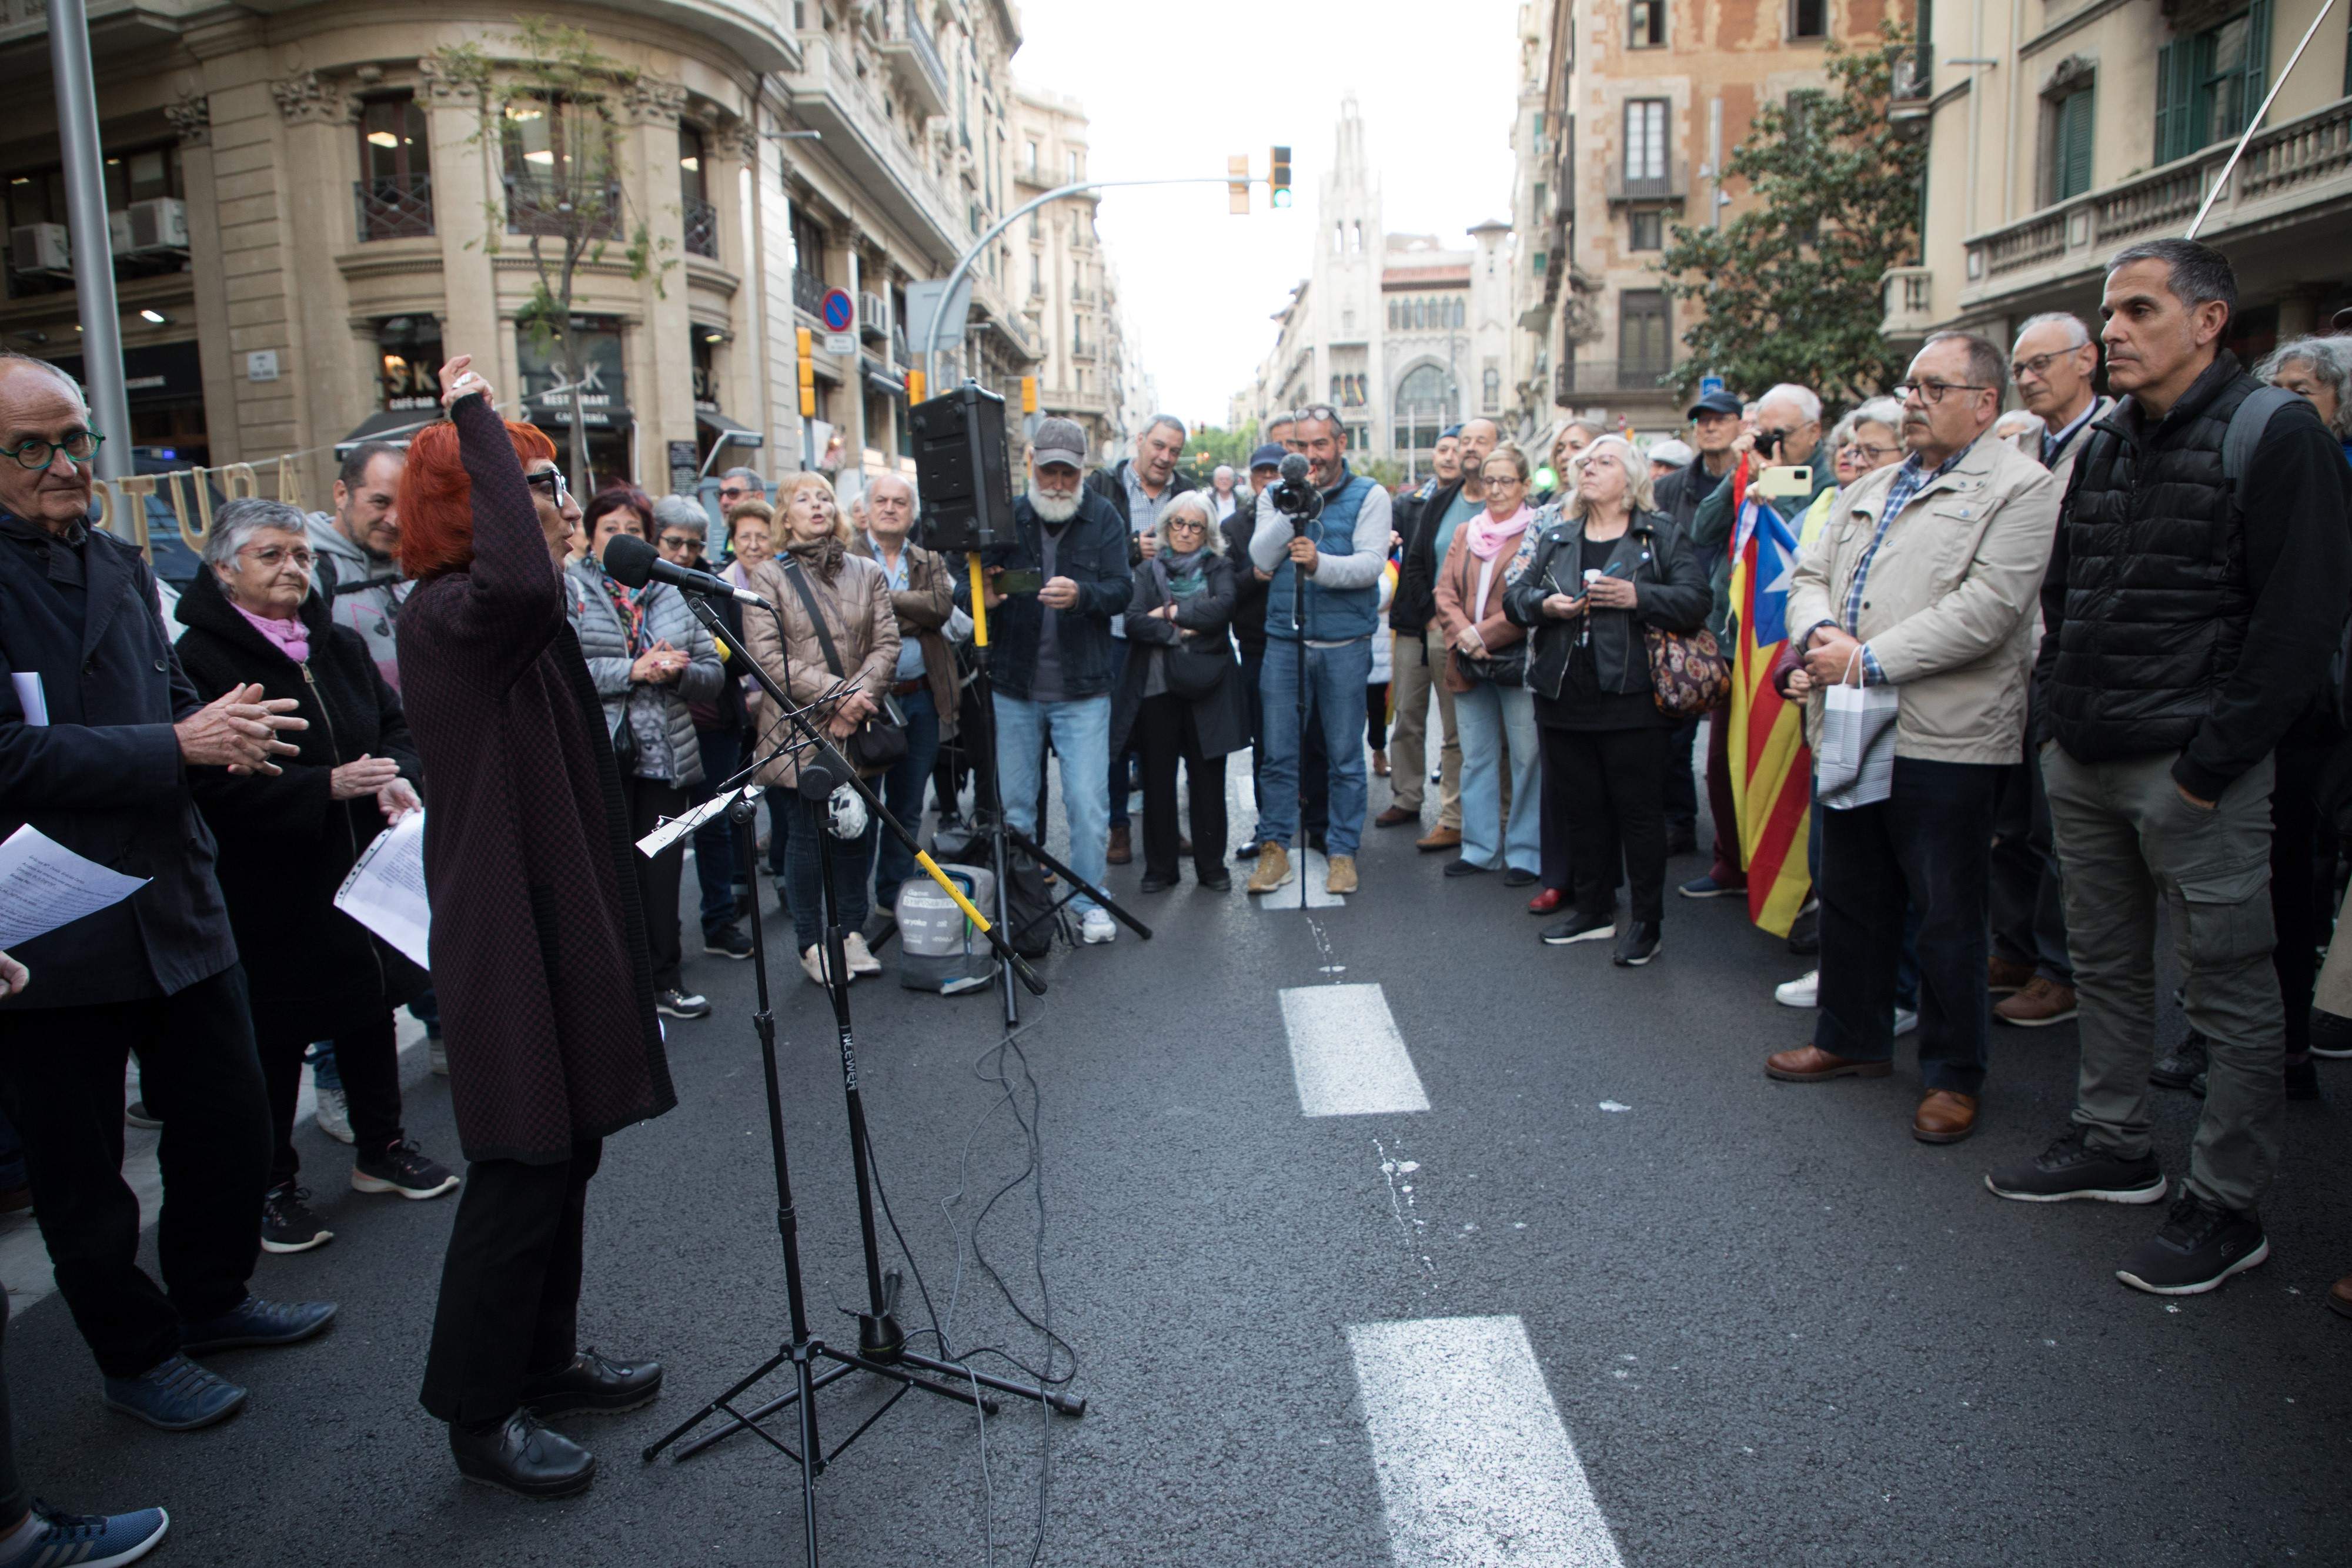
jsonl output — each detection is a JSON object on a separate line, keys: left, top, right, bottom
{"left": 2186, "top": 0, "right": 2341, "bottom": 239}
{"left": 48, "top": 0, "right": 131, "bottom": 487}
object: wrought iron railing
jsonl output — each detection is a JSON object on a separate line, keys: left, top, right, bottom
{"left": 683, "top": 198, "right": 719, "bottom": 260}
{"left": 354, "top": 173, "right": 434, "bottom": 242}
{"left": 503, "top": 175, "right": 622, "bottom": 240}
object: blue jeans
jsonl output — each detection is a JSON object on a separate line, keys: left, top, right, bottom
{"left": 1257, "top": 635, "right": 1371, "bottom": 859}
{"left": 994, "top": 691, "right": 1111, "bottom": 914}
{"left": 874, "top": 685, "right": 943, "bottom": 912}
{"left": 692, "top": 724, "right": 743, "bottom": 935}
{"left": 1453, "top": 680, "right": 1540, "bottom": 874}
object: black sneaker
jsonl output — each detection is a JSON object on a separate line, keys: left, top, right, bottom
{"left": 2310, "top": 1008, "right": 2352, "bottom": 1059}
{"left": 352, "top": 1140, "right": 460, "bottom": 1201}
{"left": 260, "top": 1185, "right": 333, "bottom": 1254}
{"left": 1541, "top": 911, "right": 1616, "bottom": 946}
{"left": 2150, "top": 1029, "right": 2206, "bottom": 1090}
{"left": 2115, "top": 1192, "right": 2269, "bottom": 1295}
{"left": 1786, "top": 903, "right": 1819, "bottom": 957}
{"left": 656, "top": 988, "right": 711, "bottom": 1020}
{"left": 1984, "top": 1126, "right": 2169, "bottom": 1204}
{"left": 1612, "top": 921, "right": 1662, "bottom": 967}
{"left": 702, "top": 924, "right": 753, "bottom": 960}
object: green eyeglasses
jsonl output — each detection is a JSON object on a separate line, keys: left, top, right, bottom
{"left": 5, "top": 430, "right": 103, "bottom": 471}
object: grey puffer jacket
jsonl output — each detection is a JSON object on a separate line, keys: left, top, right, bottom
{"left": 565, "top": 559, "right": 723, "bottom": 786}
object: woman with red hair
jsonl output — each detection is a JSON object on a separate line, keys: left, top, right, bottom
{"left": 393, "top": 355, "right": 671, "bottom": 1499}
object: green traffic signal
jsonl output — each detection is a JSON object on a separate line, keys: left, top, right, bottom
{"left": 1270, "top": 144, "right": 1292, "bottom": 208}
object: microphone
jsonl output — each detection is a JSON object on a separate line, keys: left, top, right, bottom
{"left": 1270, "top": 451, "right": 1322, "bottom": 525}
{"left": 1278, "top": 452, "right": 1311, "bottom": 485}
{"left": 602, "top": 533, "right": 773, "bottom": 607}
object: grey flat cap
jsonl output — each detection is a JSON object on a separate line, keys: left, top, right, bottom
{"left": 1032, "top": 416, "right": 1087, "bottom": 470}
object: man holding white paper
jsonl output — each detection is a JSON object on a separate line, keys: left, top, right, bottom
{"left": 0, "top": 350, "right": 332, "bottom": 1433}
{"left": 1768, "top": 333, "right": 2061, "bottom": 1147}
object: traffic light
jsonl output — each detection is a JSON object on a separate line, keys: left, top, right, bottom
{"left": 796, "top": 326, "right": 815, "bottom": 419}
{"left": 1020, "top": 376, "right": 1038, "bottom": 414}
{"left": 1269, "top": 145, "right": 1292, "bottom": 208}
{"left": 906, "top": 369, "right": 926, "bottom": 403}
{"left": 1228, "top": 153, "right": 1250, "bottom": 215}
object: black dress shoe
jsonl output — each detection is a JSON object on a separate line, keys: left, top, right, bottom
{"left": 1502, "top": 867, "right": 1538, "bottom": 888}
{"left": 1199, "top": 872, "right": 1233, "bottom": 892}
{"left": 450, "top": 1409, "right": 596, "bottom": 1499}
{"left": 1442, "top": 858, "right": 1490, "bottom": 878}
{"left": 519, "top": 1348, "right": 664, "bottom": 1417}
{"left": 1139, "top": 873, "right": 1175, "bottom": 894}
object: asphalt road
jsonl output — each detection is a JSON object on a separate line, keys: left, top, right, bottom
{"left": 13, "top": 760, "right": 2352, "bottom": 1567}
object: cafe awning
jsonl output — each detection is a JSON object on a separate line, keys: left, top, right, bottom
{"left": 335, "top": 406, "right": 441, "bottom": 457}
{"left": 694, "top": 407, "right": 764, "bottom": 450}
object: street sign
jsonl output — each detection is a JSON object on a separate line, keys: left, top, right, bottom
{"left": 820, "top": 288, "right": 855, "bottom": 333}
{"left": 904, "top": 278, "right": 974, "bottom": 354}
{"left": 1699, "top": 374, "right": 1725, "bottom": 397}
{"left": 823, "top": 332, "right": 856, "bottom": 356}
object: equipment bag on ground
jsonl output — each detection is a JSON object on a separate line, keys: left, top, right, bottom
{"left": 895, "top": 864, "right": 997, "bottom": 994}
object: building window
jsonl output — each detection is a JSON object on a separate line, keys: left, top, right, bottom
{"left": 2157, "top": 2, "right": 2271, "bottom": 164}
{"left": 1534, "top": 180, "right": 1547, "bottom": 213}
{"left": 2045, "top": 82, "right": 2096, "bottom": 203}
{"left": 1534, "top": 111, "right": 1546, "bottom": 153}
{"left": 1629, "top": 209, "right": 1663, "bottom": 250}
{"left": 1066, "top": 148, "right": 1081, "bottom": 181}
{"left": 1392, "top": 363, "right": 1453, "bottom": 454}
{"left": 1388, "top": 300, "right": 1399, "bottom": 329}
{"left": 1620, "top": 289, "right": 1671, "bottom": 376}
{"left": 1630, "top": 0, "right": 1666, "bottom": 47}
{"left": 679, "top": 126, "right": 717, "bottom": 260}
{"left": 502, "top": 95, "right": 619, "bottom": 236}
{"left": 1482, "top": 363, "right": 1501, "bottom": 413}
{"left": 1331, "top": 373, "right": 1343, "bottom": 402}
{"left": 356, "top": 96, "right": 433, "bottom": 241}
{"left": 1789, "top": 0, "right": 1827, "bottom": 39}
{"left": 1625, "top": 98, "right": 1670, "bottom": 185}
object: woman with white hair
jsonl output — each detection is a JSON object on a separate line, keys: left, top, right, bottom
{"left": 1110, "top": 490, "right": 1247, "bottom": 891}
{"left": 2257, "top": 336, "right": 2352, "bottom": 462}
{"left": 1504, "top": 435, "right": 1710, "bottom": 966}
{"left": 173, "top": 497, "right": 454, "bottom": 1254}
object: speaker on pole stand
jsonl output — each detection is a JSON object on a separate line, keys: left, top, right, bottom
{"left": 909, "top": 380, "right": 1150, "bottom": 1028}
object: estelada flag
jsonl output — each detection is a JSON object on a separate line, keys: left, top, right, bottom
{"left": 1724, "top": 468, "right": 1813, "bottom": 938}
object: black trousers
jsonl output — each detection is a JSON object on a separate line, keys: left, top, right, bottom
{"left": 1538, "top": 732, "right": 1575, "bottom": 894}
{"left": 1989, "top": 693, "right": 2072, "bottom": 985}
{"left": 1237, "top": 648, "right": 1267, "bottom": 839}
{"left": 1135, "top": 693, "right": 1228, "bottom": 881}
{"left": 1815, "top": 758, "right": 1997, "bottom": 1095}
{"left": 2271, "top": 737, "right": 2328, "bottom": 1056}
{"left": 624, "top": 775, "right": 691, "bottom": 992}
{"left": 1542, "top": 724, "right": 1668, "bottom": 924}
{"left": 421, "top": 1138, "right": 603, "bottom": 1426}
{"left": 0, "top": 967, "right": 270, "bottom": 1378}
{"left": 1663, "top": 715, "right": 1700, "bottom": 845}
{"left": 260, "top": 1011, "right": 405, "bottom": 1187}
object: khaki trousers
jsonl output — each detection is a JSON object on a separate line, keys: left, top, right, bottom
{"left": 1387, "top": 628, "right": 1463, "bottom": 827}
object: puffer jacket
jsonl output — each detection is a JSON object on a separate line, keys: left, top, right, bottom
{"left": 744, "top": 541, "right": 900, "bottom": 787}
{"left": 566, "top": 559, "right": 723, "bottom": 787}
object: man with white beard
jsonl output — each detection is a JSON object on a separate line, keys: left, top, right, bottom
{"left": 974, "top": 418, "right": 1135, "bottom": 944}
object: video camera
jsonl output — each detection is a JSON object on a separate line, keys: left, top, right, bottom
{"left": 1268, "top": 452, "right": 1323, "bottom": 532}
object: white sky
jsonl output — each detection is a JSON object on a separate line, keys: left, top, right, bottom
{"left": 1004, "top": 0, "right": 1523, "bottom": 432}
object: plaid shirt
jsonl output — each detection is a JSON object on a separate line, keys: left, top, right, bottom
{"left": 1828, "top": 446, "right": 1966, "bottom": 684}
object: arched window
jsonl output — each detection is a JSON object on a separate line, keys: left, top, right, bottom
{"left": 1392, "top": 363, "right": 1453, "bottom": 456}
{"left": 1452, "top": 298, "right": 1466, "bottom": 329}
{"left": 1331, "top": 373, "right": 1343, "bottom": 401}
{"left": 1482, "top": 366, "right": 1501, "bottom": 412}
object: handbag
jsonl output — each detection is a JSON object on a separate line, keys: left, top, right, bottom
{"left": 1462, "top": 641, "right": 1528, "bottom": 688}
{"left": 1644, "top": 624, "right": 1732, "bottom": 719}
{"left": 1815, "top": 647, "right": 1899, "bottom": 810}
{"left": 1150, "top": 560, "right": 1235, "bottom": 699}
{"left": 780, "top": 559, "right": 908, "bottom": 773}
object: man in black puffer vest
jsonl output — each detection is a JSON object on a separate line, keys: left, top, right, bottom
{"left": 1987, "top": 240, "right": 2352, "bottom": 1298}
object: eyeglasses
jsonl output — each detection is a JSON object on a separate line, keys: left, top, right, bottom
{"left": 2009, "top": 349, "right": 2083, "bottom": 382}
{"left": 1852, "top": 442, "right": 1902, "bottom": 460}
{"left": 659, "top": 533, "right": 704, "bottom": 554}
{"left": 524, "top": 467, "right": 571, "bottom": 503}
{"left": 1291, "top": 403, "right": 1340, "bottom": 426}
{"left": 1167, "top": 519, "right": 1208, "bottom": 534}
{"left": 5, "top": 429, "right": 103, "bottom": 471}
{"left": 240, "top": 544, "right": 316, "bottom": 570}
{"left": 1895, "top": 380, "right": 1994, "bottom": 404}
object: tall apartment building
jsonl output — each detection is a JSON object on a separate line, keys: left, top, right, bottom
{"left": 1011, "top": 85, "right": 1144, "bottom": 462}
{"left": 1515, "top": 0, "right": 1909, "bottom": 436}
{"left": 0, "top": 0, "right": 1064, "bottom": 546}
{"left": 1887, "top": 0, "right": 2351, "bottom": 362}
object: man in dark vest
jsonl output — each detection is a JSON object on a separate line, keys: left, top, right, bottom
{"left": 1987, "top": 239, "right": 2352, "bottom": 1296}
{"left": 1244, "top": 404, "right": 1392, "bottom": 898}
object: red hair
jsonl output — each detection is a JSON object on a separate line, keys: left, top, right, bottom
{"left": 396, "top": 416, "right": 559, "bottom": 579}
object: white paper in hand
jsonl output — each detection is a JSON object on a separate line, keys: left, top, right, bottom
{"left": 0, "top": 824, "right": 148, "bottom": 946}
{"left": 333, "top": 810, "right": 430, "bottom": 968}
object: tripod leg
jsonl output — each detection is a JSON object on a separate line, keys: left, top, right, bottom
{"left": 667, "top": 1358, "right": 860, "bottom": 1461}
{"left": 1002, "top": 822, "right": 1151, "bottom": 940}
{"left": 896, "top": 1349, "right": 1088, "bottom": 1416}
{"left": 641, "top": 1346, "right": 794, "bottom": 1462}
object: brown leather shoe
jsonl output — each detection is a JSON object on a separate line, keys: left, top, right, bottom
{"left": 1106, "top": 825, "right": 1131, "bottom": 865}
{"left": 1912, "top": 1089, "right": 1980, "bottom": 1144}
{"left": 1764, "top": 1044, "right": 1892, "bottom": 1082}
{"left": 1415, "top": 825, "right": 1461, "bottom": 852}
{"left": 1988, "top": 954, "right": 2034, "bottom": 995}
{"left": 2330, "top": 1275, "right": 2352, "bottom": 1320}
{"left": 1994, "top": 976, "right": 2078, "bottom": 1028}
{"left": 1374, "top": 805, "right": 1419, "bottom": 828}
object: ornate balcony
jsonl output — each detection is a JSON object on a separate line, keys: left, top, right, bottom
{"left": 503, "top": 175, "right": 622, "bottom": 241}
{"left": 1880, "top": 265, "right": 1935, "bottom": 340}
{"left": 683, "top": 198, "right": 719, "bottom": 260}
{"left": 353, "top": 173, "right": 433, "bottom": 242}
{"left": 874, "top": 0, "right": 950, "bottom": 119}
{"left": 1556, "top": 360, "right": 1679, "bottom": 397}
{"left": 1606, "top": 160, "right": 1687, "bottom": 205}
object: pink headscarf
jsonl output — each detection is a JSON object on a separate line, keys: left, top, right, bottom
{"left": 1467, "top": 502, "right": 1534, "bottom": 561}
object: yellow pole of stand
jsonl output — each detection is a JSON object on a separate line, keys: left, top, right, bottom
{"left": 967, "top": 551, "right": 990, "bottom": 648}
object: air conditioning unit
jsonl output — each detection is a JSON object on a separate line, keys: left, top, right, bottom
{"left": 125, "top": 197, "right": 189, "bottom": 253}
{"left": 9, "top": 223, "right": 69, "bottom": 274}
{"left": 858, "top": 290, "right": 888, "bottom": 341}
{"left": 109, "top": 209, "right": 132, "bottom": 255}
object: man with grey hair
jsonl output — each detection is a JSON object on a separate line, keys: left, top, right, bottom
{"left": 1086, "top": 414, "right": 1197, "bottom": 862}
{"left": 1209, "top": 463, "right": 1240, "bottom": 523}
{"left": 308, "top": 439, "right": 408, "bottom": 691}
{"left": 2007, "top": 312, "right": 2110, "bottom": 479}
{"left": 857, "top": 470, "right": 961, "bottom": 915}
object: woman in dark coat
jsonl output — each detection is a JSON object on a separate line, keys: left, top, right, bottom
{"left": 393, "top": 355, "right": 670, "bottom": 1499}
{"left": 1111, "top": 492, "right": 1248, "bottom": 892}
{"left": 175, "top": 499, "right": 451, "bottom": 1256}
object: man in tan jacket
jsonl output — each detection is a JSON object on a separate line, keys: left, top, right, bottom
{"left": 1764, "top": 332, "right": 2062, "bottom": 1145}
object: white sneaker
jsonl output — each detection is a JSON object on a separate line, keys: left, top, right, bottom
{"left": 1774, "top": 970, "right": 1819, "bottom": 1009}
{"left": 843, "top": 930, "right": 883, "bottom": 976}
{"left": 1080, "top": 908, "right": 1115, "bottom": 945}
{"left": 801, "top": 944, "right": 842, "bottom": 986}
{"left": 313, "top": 1084, "right": 355, "bottom": 1144}
{"left": 1895, "top": 1006, "right": 1919, "bottom": 1037}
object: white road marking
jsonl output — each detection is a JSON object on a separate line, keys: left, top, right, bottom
{"left": 1281, "top": 984, "right": 1426, "bottom": 1116}
{"left": 1255, "top": 847, "right": 1349, "bottom": 910}
{"left": 1348, "top": 1315, "right": 1628, "bottom": 1568}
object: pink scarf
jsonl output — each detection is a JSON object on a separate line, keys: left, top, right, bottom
{"left": 234, "top": 601, "right": 309, "bottom": 664}
{"left": 1466, "top": 502, "right": 1534, "bottom": 560}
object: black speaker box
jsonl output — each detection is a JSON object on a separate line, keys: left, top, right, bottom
{"left": 910, "top": 382, "right": 1014, "bottom": 555}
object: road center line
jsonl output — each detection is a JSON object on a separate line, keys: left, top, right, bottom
{"left": 1280, "top": 984, "right": 1427, "bottom": 1116}
{"left": 1348, "top": 1315, "right": 1628, "bottom": 1568}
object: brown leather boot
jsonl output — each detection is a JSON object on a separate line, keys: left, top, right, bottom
{"left": 1105, "top": 824, "right": 1131, "bottom": 865}
{"left": 1415, "top": 825, "right": 1461, "bottom": 852}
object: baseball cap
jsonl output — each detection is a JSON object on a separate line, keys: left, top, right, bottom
{"left": 1648, "top": 438, "right": 1695, "bottom": 467}
{"left": 1032, "top": 416, "right": 1087, "bottom": 470}
{"left": 1687, "top": 389, "right": 1744, "bottom": 420}
{"left": 1247, "top": 442, "right": 1287, "bottom": 472}
{"left": 1439, "top": 424, "right": 1464, "bottom": 440}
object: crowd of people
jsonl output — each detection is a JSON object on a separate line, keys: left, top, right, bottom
{"left": 0, "top": 230, "right": 2348, "bottom": 1552}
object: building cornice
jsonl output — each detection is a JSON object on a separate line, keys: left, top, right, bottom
{"left": 2020, "top": 0, "right": 2142, "bottom": 61}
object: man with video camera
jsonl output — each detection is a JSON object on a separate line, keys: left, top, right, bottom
{"left": 1244, "top": 404, "right": 1394, "bottom": 897}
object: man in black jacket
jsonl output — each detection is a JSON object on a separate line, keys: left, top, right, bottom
{"left": 1652, "top": 389, "right": 1745, "bottom": 874}
{"left": 1987, "top": 240, "right": 2352, "bottom": 1296}
{"left": 1392, "top": 419, "right": 1498, "bottom": 851}
{"left": 0, "top": 351, "right": 330, "bottom": 1429}
{"left": 1085, "top": 416, "right": 1195, "bottom": 864}
{"left": 1379, "top": 425, "right": 1461, "bottom": 837}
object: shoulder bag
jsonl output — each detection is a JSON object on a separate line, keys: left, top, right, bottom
{"left": 781, "top": 559, "right": 908, "bottom": 773}
{"left": 1638, "top": 524, "right": 1731, "bottom": 719}
{"left": 1150, "top": 560, "right": 1237, "bottom": 700}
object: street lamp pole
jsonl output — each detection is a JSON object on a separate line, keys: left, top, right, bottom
{"left": 48, "top": 0, "right": 133, "bottom": 487}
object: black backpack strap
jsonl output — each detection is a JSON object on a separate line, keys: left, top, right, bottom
{"left": 2223, "top": 385, "right": 2300, "bottom": 510}
{"left": 781, "top": 558, "right": 846, "bottom": 680}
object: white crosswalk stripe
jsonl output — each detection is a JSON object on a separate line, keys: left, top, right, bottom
{"left": 1279, "top": 984, "right": 1426, "bottom": 1116}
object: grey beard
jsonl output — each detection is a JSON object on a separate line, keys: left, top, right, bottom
{"left": 1028, "top": 487, "right": 1080, "bottom": 523}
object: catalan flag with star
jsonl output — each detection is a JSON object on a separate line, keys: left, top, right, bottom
{"left": 1723, "top": 467, "right": 1813, "bottom": 938}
